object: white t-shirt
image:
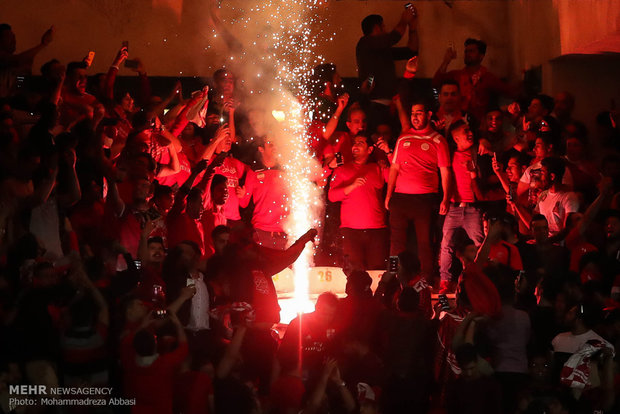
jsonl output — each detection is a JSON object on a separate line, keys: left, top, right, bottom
{"left": 536, "top": 189, "right": 579, "bottom": 235}
{"left": 552, "top": 330, "right": 613, "bottom": 354}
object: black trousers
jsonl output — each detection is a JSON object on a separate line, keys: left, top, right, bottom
{"left": 388, "top": 193, "right": 439, "bottom": 278}
{"left": 341, "top": 227, "right": 389, "bottom": 271}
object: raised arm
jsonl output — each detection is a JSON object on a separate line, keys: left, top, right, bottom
{"left": 104, "top": 45, "right": 128, "bottom": 101}
{"left": 322, "top": 93, "right": 348, "bottom": 140}
{"left": 1, "top": 26, "right": 54, "bottom": 70}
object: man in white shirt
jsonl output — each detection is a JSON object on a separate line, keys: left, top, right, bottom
{"left": 535, "top": 157, "right": 579, "bottom": 235}
{"left": 510, "top": 157, "right": 579, "bottom": 236}
{"left": 552, "top": 303, "right": 612, "bottom": 354}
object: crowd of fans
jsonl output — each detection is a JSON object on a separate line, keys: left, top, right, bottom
{"left": 1, "top": 4, "right": 620, "bottom": 414}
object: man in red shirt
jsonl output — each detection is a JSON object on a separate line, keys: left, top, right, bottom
{"left": 433, "top": 38, "right": 514, "bottom": 123}
{"left": 207, "top": 131, "right": 250, "bottom": 227}
{"left": 323, "top": 103, "right": 368, "bottom": 167}
{"left": 385, "top": 100, "right": 452, "bottom": 278}
{"left": 439, "top": 121, "right": 485, "bottom": 293}
{"left": 329, "top": 133, "right": 387, "bottom": 270}
{"left": 166, "top": 160, "right": 210, "bottom": 254}
{"left": 239, "top": 138, "right": 289, "bottom": 250}
{"left": 432, "top": 80, "right": 468, "bottom": 138}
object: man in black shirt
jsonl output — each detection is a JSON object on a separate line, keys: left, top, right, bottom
{"left": 356, "top": 6, "right": 418, "bottom": 128}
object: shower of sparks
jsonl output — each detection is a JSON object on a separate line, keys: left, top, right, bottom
{"left": 215, "top": 1, "right": 334, "bottom": 319}
{"left": 265, "top": 0, "right": 332, "bottom": 318}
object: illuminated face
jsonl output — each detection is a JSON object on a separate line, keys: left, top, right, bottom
{"left": 554, "top": 92, "right": 573, "bottom": 118}
{"left": 187, "top": 192, "right": 204, "bottom": 220}
{"left": 439, "top": 84, "right": 460, "bottom": 113}
{"left": 410, "top": 104, "right": 429, "bottom": 130}
{"left": 213, "top": 233, "right": 230, "bottom": 255}
{"left": 259, "top": 141, "right": 278, "bottom": 164}
{"left": 452, "top": 124, "right": 474, "bottom": 151}
{"left": 464, "top": 44, "right": 483, "bottom": 66}
{"left": 565, "top": 137, "right": 584, "bottom": 161}
{"left": 217, "top": 132, "right": 233, "bottom": 153}
{"left": 606, "top": 216, "right": 620, "bottom": 239}
{"left": 539, "top": 165, "right": 553, "bottom": 189}
{"left": 528, "top": 98, "right": 546, "bottom": 119}
{"left": 346, "top": 110, "right": 367, "bottom": 135}
{"left": 121, "top": 93, "right": 135, "bottom": 113}
{"left": 351, "top": 135, "right": 371, "bottom": 161}
{"left": 460, "top": 361, "right": 479, "bottom": 380}
{"left": 155, "top": 192, "right": 174, "bottom": 215}
{"left": 533, "top": 138, "right": 550, "bottom": 159}
{"left": 70, "top": 68, "right": 88, "bottom": 95}
{"left": 506, "top": 157, "right": 523, "bottom": 182}
{"left": 148, "top": 242, "right": 165, "bottom": 263}
{"left": 133, "top": 178, "right": 152, "bottom": 202}
{"left": 486, "top": 110, "right": 502, "bottom": 133}
{"left": 212, "top": 182, "right": 229, "bottom": 206}
{"left": 215, "top": 72, "right": 235, "bottom": 96}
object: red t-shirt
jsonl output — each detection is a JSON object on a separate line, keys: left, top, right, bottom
{"left": 174, "top": 371, "right": 213, "bottom": 414}
{"left": 210, "top": 156, "right": 249, "bottom": 221}
{"left": 166, "top": 211, "right": 204, "bottom": 254}
{"left": 328, "top": 162, "right": 387, "bottom": 229}
{"left": 121, "top": 334, "right": 189, "bottom": 414}
{"left": 392, "top": 127, "right": 450, "bottom": 194}
{"left": 451, "top": 150, "right": 476, "bottom": 203}
{"left": 240, "top": 168, "right": 289, "bottom": 232}
{"left": 157, "top": 150, "right": 192, "bottom": 189}
{"left": 488, "top": 241, "right": 523, "bottom": 271}
{"left": 201, "top": 206, "right": 227, "bottom": 258}
{"left": 323, "top": 131, "right": 353, "bottom": 164}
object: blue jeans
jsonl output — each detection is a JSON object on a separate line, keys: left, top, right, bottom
{"left": 439, "top": 204, "right": 484, "bottom": 282}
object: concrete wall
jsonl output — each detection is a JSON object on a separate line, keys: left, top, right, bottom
{"left": 4, "top": 0, "right": 514, "bottom": 79}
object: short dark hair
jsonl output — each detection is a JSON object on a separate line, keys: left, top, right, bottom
{"left": 534, "top": 94, "right": 555, "bottom": 114}
{"left": 456, "top": 237, "right": 475, "bottom": 256}
{"left": 455, "top": 343, "right": 478, "bottom": 367}
{"left": 211, "top": 225, "right": 230, "bottom": 240}
{"left": 40, "top": 59, "right": 60, "bottom": 77}
{"left": 410, "top": 98, "right": 431, "bottom": 112}
{"left": 346, "top": 270, "right": 373, "bottom": 297}
{"left": 179, "top": 240, "right": 201, "bottom": 256}
{"left": 310, "top": 63, "right": 337, "bottom": 96}
{"left": 147, "top": 236, "right": 164, "bottom": 247}
{"left": 447, "top": 119, "right": 468, "bottom": 142}
{"left": 211, "top": 174, "right": 228, "bottom": 191}
{"left": 66, "top": 61, "right": 87, "bottom": 76}
{"left": 346, "top": 102, "right": 365, "bottom": 122}
{"left": 353, "top": 132, "right": 373, "bottom": 147}
{"left": 361, "top": 15, "right": 383, "bottom": 36}
{"left": 509, "top": 151, "right": 532, "bottom": 167}
{"left": 541, "top": 157, "right": 566, "bottom": 183}
{"left": 316, "top": 292, "right": 339, "bottom": 311}
{"left": 214, "top": 68, "right": 233, "bottom": 81}
{"left": 465, "top": 38, "right": 487, "bottom": 55}
{"left": 0, "top": 24, "right": 11, "bottom": 33}
{"left": 439, "top": 79, "right": 460, "bottom": 92}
